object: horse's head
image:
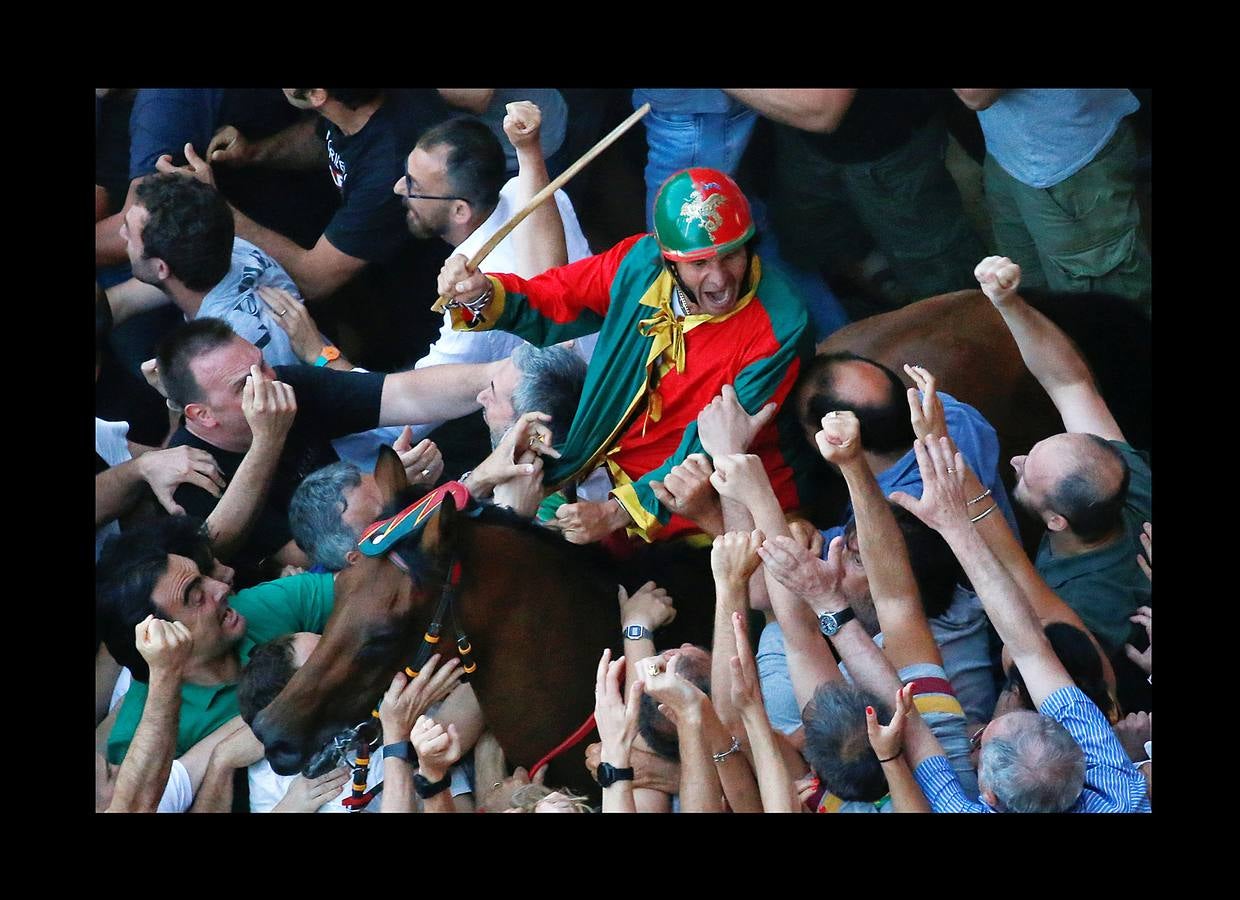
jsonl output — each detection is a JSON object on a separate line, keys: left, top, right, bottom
{"left": 252, "top": 447, "right": 468, "bottom": 776}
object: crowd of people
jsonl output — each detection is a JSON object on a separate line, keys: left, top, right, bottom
{"left": 95, "top": 88, "right": 1152, "bottom": 813}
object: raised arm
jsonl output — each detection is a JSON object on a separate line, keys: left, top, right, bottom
{"left": 206, "top": 117, "right": 326, "bottom": 170}
{"left": 819, "top": 410, "right": 942, "bottom": 670}
{"left": 708, "top": 530, "right": 765, "bottom": 732}
{"left": 202, "top": 367, "right": 296, "bottom": 560}
{"left": 378, "top": 358, "right": 503, "bottom": 428}
{"left": 723, "top": 89, "right": 857, "bottom": 133}
{"left": 729, "top": 612, "right": 799, "bottom": 812}
{"left": 106, "top": 618, "right": 192, "bottom": 812}
{"left": 865, "top": 683, "right": 931, "bottom": 813}
{"left": 892, "top": 435, "right": 1075, "bottom": 708}
{"left": 593, "top": 649, "right": 644, "bottom": 813}
{"left": 976, "top": 256, "right": 1124, "bottom": 440}
{"left": 502, "top": 101, "right": 568, "bottom": 276}
{"left": 712, "top": 454, "right": 843, "bottom": 712}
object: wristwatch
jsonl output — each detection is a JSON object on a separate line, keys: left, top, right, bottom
{"left": 413, "top": 772, "right": 452, "bottom": 799}
{"left": 314, "top": 345, "right": 340, "bottom": 367}
{"left": 595, "top": 762, "right": 635, "bottom": 788}
{"left": 623, "top": 624, "right": 653, "bottom": 641}
{"left": 818, "top": 606, "right": 856, "bottom": 638}
{"left": 382, "top": 741, "right": 416, "bottom": 763}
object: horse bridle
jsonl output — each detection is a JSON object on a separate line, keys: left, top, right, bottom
{"left": 321, "top": 483, "right": 598, "bottom": 809}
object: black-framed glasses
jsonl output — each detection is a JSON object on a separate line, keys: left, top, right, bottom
{"left": 403, "top": 170, "right": 465, "bottom": 203}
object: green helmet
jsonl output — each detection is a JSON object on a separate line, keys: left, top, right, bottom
{"left": 653, "top": 168, "right": 755, "bottom": 262}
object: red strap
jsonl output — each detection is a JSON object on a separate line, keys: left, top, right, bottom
{"left": 529, "top": 712, "right": 597, "bottom": 780}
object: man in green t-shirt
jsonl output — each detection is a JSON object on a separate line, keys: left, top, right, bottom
{"left": 975, "top": 257, "right": 1151, "bottom": 665}
{"left": 97, "top": 516, "right": 335, "bottom": 765}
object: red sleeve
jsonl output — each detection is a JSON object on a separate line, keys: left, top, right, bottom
{"left": 491, "top": 233, "right": 647, "bottom": 324}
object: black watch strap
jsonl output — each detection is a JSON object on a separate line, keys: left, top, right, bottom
{"left": 382, "top": 741, "right": 416, "bottom": 763}
{"left": 595, "top": 762, "right": 635, "bottom": 788}
{"left": 413, "top": 772, "right": 452, "bottom": 799}
{"left": 819, "top": 606, "right": 857, "bottom": 637}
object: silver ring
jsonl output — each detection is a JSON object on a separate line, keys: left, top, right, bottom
{"left": 825, "top": 411, "right": 838, "bottom": 418}
{"left": 839, "top": 439, "right": 853, "bottom": 448}
{"left": 420, "top": 468, "right": 431, "bottom": 478}
{"left": 274, "top": 308, "right": 286, "bottom": 317}
{"left": 946, "top": 467, "right": 956, "bottom": 474}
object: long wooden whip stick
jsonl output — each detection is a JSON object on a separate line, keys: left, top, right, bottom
{"left": 431, "top": 102, "right": 651, "bottom": 313}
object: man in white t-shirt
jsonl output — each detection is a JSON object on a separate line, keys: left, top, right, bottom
{"left": 331, "top": 100, "right": 593, "bottom": 467}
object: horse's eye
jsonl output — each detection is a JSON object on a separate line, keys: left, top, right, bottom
{"left": 358, "top": 631, "right": 402, "bottom": 660}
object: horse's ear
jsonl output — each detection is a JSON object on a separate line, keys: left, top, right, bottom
{"left": 374, "top": 445, "right": 408, "bottom": 506}
{"left": 420, "top": 489, "right": 459, "bottom": 562}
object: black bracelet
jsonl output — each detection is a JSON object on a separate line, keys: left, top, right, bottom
{"left": 382, "top": 741, "right": 416, "bottom": 763}
{"left": 877, "top": 748, "right": 904, "bottom": 764}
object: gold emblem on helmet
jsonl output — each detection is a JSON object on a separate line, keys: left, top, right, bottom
{"left": 678, "top": 190, "right": 727, "bottom": 235}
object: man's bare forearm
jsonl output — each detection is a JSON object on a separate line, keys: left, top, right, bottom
{"left": 710, "top": 579, "right": 748, "bottom": 730}
{"left": 994, "top": 290, "right": 1097, "bottom": 398}
{"left": 106, "top": 278, "right": 173, "bottom": 325}
{"left": 205, "top": 437, "right": 284, "bottom": 560}
{"left": 724, "top": 88, "right": 855, "bottom": 133}
{"left": 747, "top": 490, "right": 840, "bottom": 709}
{"left": 674, "top": 704, "right": 725, "bottom": 813}
{"left": 880, "top": 756, "right": 931, "bottom": 812}
{"left": 106, "top": 671, "right": 182, "bottom": 812}
{"left": 380, "top": 360, "right": 499, "bottom": 427}
{"left": 380, "top": 759, "right": 415, "bottom": 813}
{"left": 508, "top": 143, "right": 567, "bottom": 276}
{"left": 188, "top": 753, "right": 237, "bottom": 813}
{"left": 95, "top": 459, "right": 148, "bottom": 526}
{"left": 739, "top": 707, "right": 798, "bottom": 812}
{"left": 248, "top": 119, "right": 326, "bottom": 170}
{"left": 841, "top": 462, "right": 940, "bottom": 667}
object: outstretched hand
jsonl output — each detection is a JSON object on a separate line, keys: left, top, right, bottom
{"left": 696, "top": 384, "right": 778, "bottom": 457}
{"left": 865, "top": 682, "right": 915, "bottom": 762}
{"left": 155, "top": 142, "right": 217, "bottom": 188}
{"left": 593, "top": 649, "right": 643, "bottom": 764}
{"left": 888, "top": 434, "right": 978, "bottom": 536}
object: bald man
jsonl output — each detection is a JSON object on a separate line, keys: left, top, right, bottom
{"left": 977, "top": 256, "right": 1151, "bottom": 659}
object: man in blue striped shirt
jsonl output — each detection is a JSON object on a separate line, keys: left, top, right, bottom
{"left": 890, "top": 431, "right": 1149, "bottom": 813}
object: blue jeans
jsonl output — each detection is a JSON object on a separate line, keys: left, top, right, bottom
{"left": 634, "top": 94, "right": 849, "bottom": 341}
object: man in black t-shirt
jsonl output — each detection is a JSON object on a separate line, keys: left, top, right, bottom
{"left": 155, "top": 318, "right": 507, "bottom": 578}
{"left": 726, "top": 89, "right": 985, "bottom": 313}
{"left": 159, "top": 89, "right": 454, "bottom": 371}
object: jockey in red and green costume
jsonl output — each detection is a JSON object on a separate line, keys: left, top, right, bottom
{"left": 449, "top": 168, "right": 815, "bottom": 542}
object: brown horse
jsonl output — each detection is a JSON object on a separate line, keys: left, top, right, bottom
{"left": 251, "top": 449, "right": 662, "bottom": 797}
